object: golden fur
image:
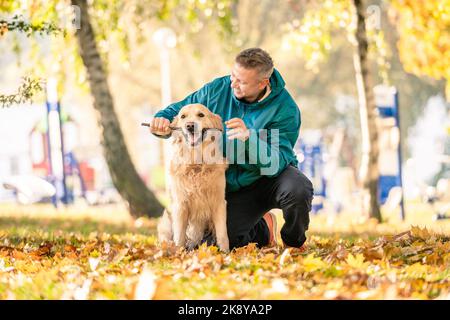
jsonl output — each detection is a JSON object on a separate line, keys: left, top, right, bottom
{"left": 157, "top": 104, "right": 229, "bottom": 251}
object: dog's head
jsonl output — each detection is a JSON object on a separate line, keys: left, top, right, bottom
{"left": 171, "top": 104, "right": 223, "bottom": 147}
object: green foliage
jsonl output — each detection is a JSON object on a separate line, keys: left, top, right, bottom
{"left": 0, "top": 14, "right": 63, "bottom": 37}
{"left": 281, "top": 0, "right": 391, "bottom": 82}
{"left": 0, "top": 11, "right": 63, "bottom": 107}
{"left": 282, "top": 0, "right": 352, "bottom": 72}
{"left": 129, "top": 0, "right": 237, "bottom": 48}
{"left": 0, "top": 77, "right": 44, "bottom": 108}
{"left": 1, "top": 0, "right": 237, "bottom": 101}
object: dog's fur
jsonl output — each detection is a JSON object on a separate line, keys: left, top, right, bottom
{"left": 157, "top": 104, "right": 229, "bottom": 251}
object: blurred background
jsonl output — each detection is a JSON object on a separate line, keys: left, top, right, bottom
{"left": 0, "top": 0, "right": 449, "bottom": 227}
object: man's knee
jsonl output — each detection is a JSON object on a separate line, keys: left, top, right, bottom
{"left": 277, "top": 168, "right": 314, "bottom": 207}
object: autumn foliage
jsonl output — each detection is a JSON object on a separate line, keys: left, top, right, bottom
{"left": 0, "top": 205, "right": 449, "bottom": 300}
{"left": 390, "top": 0, "right": 450, "bottom": 98}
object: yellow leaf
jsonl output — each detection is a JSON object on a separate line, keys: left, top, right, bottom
{"left": 410, "top": 226, "right": 431, "bottom": 239}
{"left": 301, "top": 253, "right": 327, "bottom": 272}
{"left": 346, "top": 253, "right": 369, "bottom": 269}
{"left": 197, "top": 243, "right": 218, "bottom": 260}
{"left": 233, "top": 243, "right": 257, "bottom": 256}
{"left": 404, "top": 263, "right": 428, "bottom": 279}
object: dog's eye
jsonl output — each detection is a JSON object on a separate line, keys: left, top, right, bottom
{"left": 180, "top": 114, "right": 186, "bottom": 119}
{"left": 197, "top": 113, "right": 205, "bottom": 118}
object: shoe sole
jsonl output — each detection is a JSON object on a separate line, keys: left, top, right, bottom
{"left": 268, "top": 211, "right": 278, "bottom": 247}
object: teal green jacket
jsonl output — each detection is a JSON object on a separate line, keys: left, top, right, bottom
{"left": 154, "top": 68, "right": 301, "bottom": 192}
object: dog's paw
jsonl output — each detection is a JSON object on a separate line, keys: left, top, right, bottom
{"left": 217, "top": 237, "right": 230, "bottom": 253}
{"left": 185, "top": 241, "right": 199, "bottom": 252}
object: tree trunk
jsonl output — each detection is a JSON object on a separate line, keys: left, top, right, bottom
{"left": 71, "top": 0, "right": 164, "bottom": 218}
{"left": 352, "top": 0, "right": 382, "bottom": 222}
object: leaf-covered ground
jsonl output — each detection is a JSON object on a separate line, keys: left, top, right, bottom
{"left": 0, "top": 203, "right": 449, "bottom": 300}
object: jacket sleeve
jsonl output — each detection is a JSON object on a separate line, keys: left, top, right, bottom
{"left": 244, "top": 105, "right": 301, "bottom": 177}
{"left": 151, "top": 83, "right": 209, "bottom": 139}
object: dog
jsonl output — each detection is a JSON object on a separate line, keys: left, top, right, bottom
{"left": 157, "top": 104, "right": 229, "bottom": 252}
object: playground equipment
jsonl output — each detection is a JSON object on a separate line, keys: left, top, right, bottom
{"left": 296, "top": 131, "right": 327, "bottom": 214}
{"left": 28, "top": 78, "right": 88, "bottom": 206}
{"left": 2, "top": 175, "right": 56, "bottom": 205}
{"left": 374, "top": 85, "right": 405, "bottom": 220}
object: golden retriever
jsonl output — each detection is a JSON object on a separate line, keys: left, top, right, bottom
{"left": 157, "top": 104, "right": 229, "bottom": 252}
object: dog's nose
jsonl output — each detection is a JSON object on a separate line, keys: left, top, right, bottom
{"left": 186, "top": 122, "right": 195, "bottom": 133}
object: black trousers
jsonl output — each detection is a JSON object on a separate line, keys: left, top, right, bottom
{"left": 203, "top": 165, "right": 314, "bottom": 249}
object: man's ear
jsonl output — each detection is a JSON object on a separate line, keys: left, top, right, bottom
{"left": 259, "top": 78, "right": 269, "bottom": 90}
{"left": 209, "top": 114, "right": 223, "bottom": 131}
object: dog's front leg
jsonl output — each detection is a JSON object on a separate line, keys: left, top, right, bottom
{"left": 172, "top": 203, "right": 189, "bottom": 248}
{"left": 213, "top": 201, "right": 229, "bottom": 252}
{"left": 157, "top": 209, "right": 173, "bottom": 243}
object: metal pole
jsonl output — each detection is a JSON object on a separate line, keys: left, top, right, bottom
{"left": 160, "top": 46, "right": 173, "bottom": 196}
{"left": 394, "top": 90, "right": 405, "bottom": 220}
{"left": 46, "top": 78, "right": 68, "bottom": 206}
{"left": 57, "top": 101, "right": 69, "bottom": 204}
{"left": 153, "top": 28, "right": 176, "bottom": 195}
{"left": 46, "top": 101, "right": 57, "bottom": 207}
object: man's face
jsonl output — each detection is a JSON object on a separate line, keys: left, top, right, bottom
{"left": 230, "top": 63, "right": 268, "bottom": 102}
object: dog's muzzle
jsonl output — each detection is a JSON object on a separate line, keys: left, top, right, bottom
{"left": 180, "top": 122, "right": 222, "bottom": 147}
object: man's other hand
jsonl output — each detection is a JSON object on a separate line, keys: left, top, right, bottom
{"left": 225, "top": 118, "right": 250, "bottom": 142}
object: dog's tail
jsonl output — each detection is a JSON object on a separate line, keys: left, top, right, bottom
{"left": 157, "top": 209, "right": 173, "bottom": 243}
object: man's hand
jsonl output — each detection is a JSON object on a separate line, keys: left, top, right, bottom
{"left": 225, "top": 118, "right": 250, "bottom": 142}
{"left": 149, "top": 117, "right": 172, "bottom": 136}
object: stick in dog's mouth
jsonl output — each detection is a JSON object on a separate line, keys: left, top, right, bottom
{"left": 141, "top": 122, "right": 222, "bottom": 147}
{"left": 184, "top": 127, "right": 223, "bottom": 147}
{"left": 184, "top": 127, "right": 205, "bottom": 147}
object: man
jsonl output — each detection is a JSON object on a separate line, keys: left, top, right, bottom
{"left": 150, "top": 48, "right": 313, "bottom": 250}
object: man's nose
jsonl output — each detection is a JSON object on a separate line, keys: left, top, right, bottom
{"left": 230, "top": 79, "right": 238, "bottom": 89}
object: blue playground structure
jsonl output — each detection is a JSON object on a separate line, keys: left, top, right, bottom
{"left": 374, "top": 85, "right": 405, "bottom": 220}
{"left": 296, "top": 134, "right": 327, "bottom": 214}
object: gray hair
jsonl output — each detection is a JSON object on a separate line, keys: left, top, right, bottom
{"left": 235, "top": 48, "right": 274, "bottom": 79}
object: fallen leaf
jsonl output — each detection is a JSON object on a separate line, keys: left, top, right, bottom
{"left": 301, "top": 254, "right": 328, "bottom": 272}
{"left": 279, "top": 248, "right": 292, "bottom": 266}
{"left": 411, "top": 226, "right": 431, "bottom": 239}
{"left": 88, "top": 257, "right": 100, "bottom": 271}
{"left": 134, "top": 267, "right": 157, "bottom": 300}
{"left": 345, "top": 254, "right": 369, "bottom": 270}
{"left": 12, "top": 250, "right": 26, "bottom": 260}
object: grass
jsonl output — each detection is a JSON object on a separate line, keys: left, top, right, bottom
{"left": 0, "top": 201, "right": 449, "bottom": 300}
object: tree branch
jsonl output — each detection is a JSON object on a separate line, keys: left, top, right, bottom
{"left": 0, "top": 77, "right": 44, "bottom": 108}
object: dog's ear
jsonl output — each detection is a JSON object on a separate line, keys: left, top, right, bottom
{"left": 171, "top": 115, "right": 179, "bottom": 128}
{"left": 209, "top": 114, "right": 223, "bottom": 131}
{"left": 170, "top": 115, "right": 183, "bottom": 144}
